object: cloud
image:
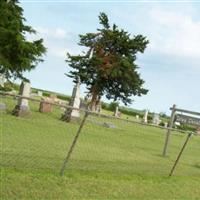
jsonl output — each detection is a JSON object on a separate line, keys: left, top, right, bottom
{"left": 148, "top": 8, "right": 200, "bottom": 59}
{"left": 48, "top": 47, "right": 67, "bottom": 59}
{"left": 25, "top": 26, "right": 82, "bottom": 59}
{"left": 26, "top": 27, "right": 70, "bottom": 41}
{"left": 36, "top": 27, "right": 68, "bottom": 39}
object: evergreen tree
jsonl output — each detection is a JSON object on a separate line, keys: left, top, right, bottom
{"left": 67, "top": 12, "right": 149, "bottom": 110}
{"left": 0, "top": 0, "right": 46, "bottom": 81}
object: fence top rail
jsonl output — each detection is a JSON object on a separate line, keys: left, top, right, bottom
{"left": 0, "top": 91, "right": 77, "bottom": 110}
{"left": 170, "top": 107, "right": 200, "bottom": 116}
{"left": 1, "top": 91, "right": 197, "bottom": 136}
{"left": 92, "top": 112, "right": 197, "bottom": 135}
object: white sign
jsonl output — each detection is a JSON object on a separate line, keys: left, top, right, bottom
{"left": 176, "top": 114, "right": 200, "bottom": 126}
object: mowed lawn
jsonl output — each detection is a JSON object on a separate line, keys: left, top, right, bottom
{"left": 1, "top": 96, "right": 200, "bottom": 200}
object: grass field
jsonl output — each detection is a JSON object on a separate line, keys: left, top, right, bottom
{"left": 1, "top": 95, "right": 200, "bottom": 199}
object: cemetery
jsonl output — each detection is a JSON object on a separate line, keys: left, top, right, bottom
{"left": 1, "top": 81, "right": 200, "bottom": 199}
{"left": 1, "top": 1, "right": 200, "bottom": 199}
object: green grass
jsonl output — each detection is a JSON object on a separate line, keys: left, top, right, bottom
{"left": 1, "top": 96, "right": 200, "bottom": 199}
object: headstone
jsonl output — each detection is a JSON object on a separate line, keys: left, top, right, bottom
{"left": 103, "top": 122, "right": 116, "bottom": 129}
{"left": 174, "top": 121, "right": 181, "bottom": 126}
{"left": 12, "top": 82, "right": 31, "bottom": 116}
{"left": 80, "top": 100, "right": 87, "bottom": 110}
{"left": 62, "top": 77, "right": 81, "bottom": 122}
{"left": 136, "top": 115, "right": 139, "bottom": 119}
{"left": 96, "top": 102, "right": 101, "bottom": 114}
{"left": 84, "top": 95, "right": 88, "bottom": 102}
{"left": 0, "top": 103, "right": 6, "bottom": 111}
{"left": 50, "top": 94, "right": 57, "bottom": 102}
{"left": 164, "top": 122, "right": 168, "bottom": 128}
{"left": 37, "top": 91, "right": 43, "bottom": 97}
{"left": 197, "top": 127, "right": 200, "bottom": 135}
{"left": 152, "top": 113, "right": 160, "bottom": 125}
{"left": 39, "top": 97, "right": 53, "bottom": 113}
{"left": 114, "top": 106, "right": 120, "bottom": 117}
{"left": 0, "top": 74, "right": 6, "bottom": 87}
{"left": 143, "top": 110, "right": 148, "bottom": 123}
{"left": 60, "top": 106, "right": 66, "bottom": 114}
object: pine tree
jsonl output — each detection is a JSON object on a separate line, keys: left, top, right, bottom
{"left": 0, "top": 0, "right": 46, "bottom": 81}
{"left": 67, "top": 12, "right": 149, "bottom": 110}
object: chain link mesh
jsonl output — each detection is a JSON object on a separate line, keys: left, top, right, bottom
{"left": 1, "top": 93, "right": 200, "bottom": 176}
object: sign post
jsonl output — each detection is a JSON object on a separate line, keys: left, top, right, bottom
{"left": 163, "top": 105, "right": 200, "bottom": 158}
{"left": 162, "top": 104, "right": 176, "bottom": 157}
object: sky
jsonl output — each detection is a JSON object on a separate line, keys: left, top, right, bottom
{"left": 19, "top": 0, "right": 200, "bottom": 114}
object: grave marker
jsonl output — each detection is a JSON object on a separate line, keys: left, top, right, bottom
{"left": 39, "top": 97, "right": 53, "bottom": 113}
{"left": 13, "top": 81, "right": 31, "bottom": 116}
{"left": 37, "top": 91, "right": 43, "bottom": 97}
{"left": 152, "top": 113, "right": 160, "bottom": 125}
{"left": 143, "top": 110, "right": 148, "bottom": 123}
{"left": 62, "top": 78, "right": 81, "bottom": 122}
{"left": 0, "top": 74, "right": 6, "bottom": 87}
{"left": 0, "top": 103, "right": 6, "bottom": 112}
{"left": 114, "top": 106, "right": 119, "bottom": 117}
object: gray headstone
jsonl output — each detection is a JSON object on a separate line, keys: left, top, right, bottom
{"left": 13, "top": 81, "right": 31, "bottom": 116}
{"left": 62, "top": 77, "right": 81, "bottom": 122}
{"left": 0, "top": 103, "right": 6, "bottom": 111}
{"left": 18, "top": 82, "right": 30, "bottom": 107}
{"left": 103, "top": 122, "right": 116, "bottom": 129}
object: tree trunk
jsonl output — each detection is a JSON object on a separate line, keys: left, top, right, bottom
{"left": 88, "top": 86, "right": 100, "bottom": 112}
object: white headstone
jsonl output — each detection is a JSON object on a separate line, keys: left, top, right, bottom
{"left": 114, "top": 106, "right": 119, "bottom": 117}
{"left": 63, "top": 78, "right": 80, "bottom": 121}
{"left": 71, "top": 79, "right": 80, "bottom": 118}
{"left": 153, "top": 113, "right": 160, "bottom": 125}
{"left": 37, "top": 91, "right": 43, "bottom": 97}
{"left": 0, "top": 74, "right": 6, "bottom": 87}
{"left": 143, "top": 110, "right": 148, "bottom": 123}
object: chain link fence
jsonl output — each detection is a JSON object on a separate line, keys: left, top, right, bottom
{"left": 1, "top": 92, "right": 200, "bottom": 176}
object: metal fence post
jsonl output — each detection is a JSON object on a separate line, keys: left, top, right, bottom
{"left": 162, "top": 104, "right": 176, "bottom": 157}
{"left": 169, "top": 132, "right": 192, "bottom": 176}
{"left": 60, "top": 111, "right": 89, "bottom": 176}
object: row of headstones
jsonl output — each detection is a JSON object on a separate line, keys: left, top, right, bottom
{"left": 0, "top": 81, "right": 81, "bottom": 122}
{"left": 143, "top": 110, "right": 168, "bottom": 127}
{"left": 4, "top": 80, "right": 120, "bottom": 120}
{"left": 1, "top": 79, "right": 165, "bottom": 125}
{"left": 114, "top": 107, "right": 166, "bottom": 126}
